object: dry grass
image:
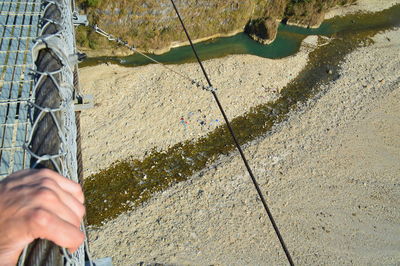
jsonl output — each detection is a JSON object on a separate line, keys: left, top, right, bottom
{"left": 285, "top": 0, "right": 357, "bottom": 27}
{"left": 76, "top": 0, "right": 355, "bottom": 54}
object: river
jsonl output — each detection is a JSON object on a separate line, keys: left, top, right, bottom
{"left": 81, "top": 4, "right": 399, "bottom": 68}
{"left": 84, "top": 5, "right": 400, "bottom": 227}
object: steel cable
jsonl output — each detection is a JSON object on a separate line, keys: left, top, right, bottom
{"left": 89, "top": 4, "right": 294, "bottom": 264}
{"left": 169, "top": 0, "right": 295, "bottom": 265}
{"left": 89, "top": 24, "right": 215, "bottom": 92}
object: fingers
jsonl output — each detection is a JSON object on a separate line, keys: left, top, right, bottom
{"left": 6, "top": 169, "right": 84, "bottom": 204}
{"left": 7, "top": 170, "right": 85, "bottom": 225}
{"left": 0, "top": 169, "right": 86, "bottom": 265}
{"left": 10, "top": 170, "right": 85, "bottom": 239}
{"left": 30, "top": 187, "right": 82, "bottom": 228}
{"left": 36, "top": 170, "right": 84, "bottom": 204}
{"left": 32, "top": 177, "right": 85, "bottom": 220}
{"left": 27, "top": 208, "right": 85, "bottom": 251}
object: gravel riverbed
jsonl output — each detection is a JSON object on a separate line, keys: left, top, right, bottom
{"left": 84, "top": 26, "right": 400, "bottom": 266}
{"left": 79, "top": 36, "right": 318, "bottom": 177}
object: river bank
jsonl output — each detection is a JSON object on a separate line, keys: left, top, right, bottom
{"left": 325, "top": 0, "right": 400, "bottom": 18}
{"left": 80, "top": 0, "right": 399, "bottom": 58}
{"left": 87, "top": 27, "right": 400, "bottom": 265}
{"left": 79, "top": 35, "right": 318, "bottom": 177}
{"left": 79, "top": 28, "right": 245, "bottom": 57}
{"left": 80, "top": 1, "right": 400, "bottom": 263}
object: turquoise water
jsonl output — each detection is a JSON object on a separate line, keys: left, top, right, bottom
{"left": 85, "top": 5, "right": 400, "bottom": 226}
{"left": 81, "top": 21, "right": 335, "bottom": 67}
{"left": 81, "top": 5, "right": 400, "bottom": 67}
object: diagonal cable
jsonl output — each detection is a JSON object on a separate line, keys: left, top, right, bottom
{"left": 169, "top": 0, "right": 295, "bottom": 265}
{"left": 89, "top": 8, "right": 294, "bottom": 265}
{"left": 89, "top": 24, "right": 211, "bottom": 91}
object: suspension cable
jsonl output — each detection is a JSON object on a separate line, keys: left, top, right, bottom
{"left": 89, "top": 8, "right": 294, "bottom": 265}
{"left": 169, "top": 0, "right": 295, "bottom": 265}
{"left": 89, "top": 24, "right": 215, "bottom": 92}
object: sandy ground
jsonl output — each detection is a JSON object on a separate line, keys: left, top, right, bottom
{"left": 86, "top": 26, "right": 400, "bottom": 265}
{"left": 325, "top": 0, "right": 400, "bottom": 19}
{"left": 79, "top": 0, "right": 400, "bottom": 178}
{"left": 79, "top": 36, "right": 318, "bottom": 177}
{"left": 81, "top": 0, "right": 400, "bottom": 264}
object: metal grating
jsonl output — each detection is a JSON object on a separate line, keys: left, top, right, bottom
{"left": 0, "top": 0, "right": 42, "bottom": 178}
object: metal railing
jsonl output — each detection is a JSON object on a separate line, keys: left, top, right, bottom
{"left": 0, "top": 0, "right": 89, "bottom": 265}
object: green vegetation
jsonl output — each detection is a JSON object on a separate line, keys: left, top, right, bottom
{"left": 75, "top": 0, "right": 355, "bottom": 54}
{"left": 86, "top": 0, "right": 102, "bottom": 8}
{"left": 84, "top": 4, "right": 400, "bottom": 227}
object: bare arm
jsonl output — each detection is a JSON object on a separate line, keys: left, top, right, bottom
{"left": 0, "top": 169, "right": 85, "bottom": 265}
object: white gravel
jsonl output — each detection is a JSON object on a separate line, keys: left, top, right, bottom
{"left": 79, "top": 37, "right": 318, "bottom": 177}
{"left": 325, "top": 0, "right": 400, "bottom": 19}
{"left": 86, "top": 28, "right": 400, "bottom": 266}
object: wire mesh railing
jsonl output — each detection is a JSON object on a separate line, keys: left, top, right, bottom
{"left": 0, "top": 0, "right": 90, "bottom": 265}
{"left": 0, "top": 0, "right": 39, "bottom": 178}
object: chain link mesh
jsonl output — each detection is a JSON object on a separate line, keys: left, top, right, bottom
{"left": 17, "top": 0, "right": 88, "bottom": 265}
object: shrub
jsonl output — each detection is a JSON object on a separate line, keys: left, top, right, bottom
{"left": 86, "top": 0, "right": 102, "bottom": 8}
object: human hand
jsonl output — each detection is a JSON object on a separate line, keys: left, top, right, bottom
{"left": 0, "top": 169, "right": 85, "bottom": 265}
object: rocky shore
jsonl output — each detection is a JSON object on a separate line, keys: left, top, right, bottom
{"left": 79, "top": 0, "right": 400, "bottom": 57}
{"left": 79, "top": 35, "right": 318, "bottom": 177}
{"left": 78, "top": 0, "right": 358, "bottom": 57}
{"left": 79, "top": 1, "right": 400, "bottom": 264}
{"left": 86, "top": 27, "right": 400, "bottom": 266}
{"left": 325, "top": 0, "right": 400, "bottom": 18}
